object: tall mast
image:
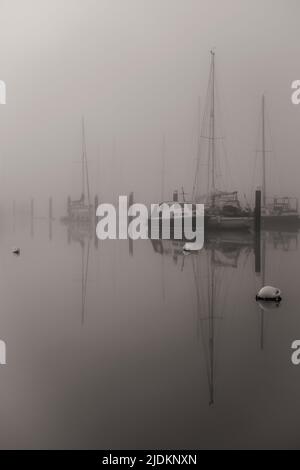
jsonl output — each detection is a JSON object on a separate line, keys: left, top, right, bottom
{"left": 192, "top": 51, "right": 217, "bottom": 203}
{"left": 192, "top": 96, "right": 201, "bottom": 202}
{"left": 161, "top": 134, "right": 166, "bottom": 201}
{"left": 210, "top": 50, "right": 216, "bottom": 194}
{"left": 81, "top": 116, "right": 91, "bottom": 206}
{"left": 262, "top": 95, "right": 266, "bottom": 207}
{"left": 81, "top": 116, "right": 85, "bottom": 200}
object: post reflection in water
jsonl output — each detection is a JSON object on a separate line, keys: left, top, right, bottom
{"left": 2, "top": 210, "right": 300, "bottom": 449}
{"left": 151, "top": 229, "right": 298, "bottom": 408}
{"left": 255, "top": 231, "right": 298, "bottom": 351}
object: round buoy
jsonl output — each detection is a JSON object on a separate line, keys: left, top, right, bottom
{"left": 183, "top": 242, "right": 202, "bottom": 252}
{"left": 256, "top": 285, "right": 282, "bottom": 302}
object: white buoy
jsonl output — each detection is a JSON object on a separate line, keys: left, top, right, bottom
{"left": 183, "top": 242, "right": 202, "bottom": 252}
{"left": 256, "top": 285, "right": 281, "bottom": 302}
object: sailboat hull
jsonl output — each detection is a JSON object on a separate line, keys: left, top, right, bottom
{"left": 206, "top": 216, "right": 252, "bottom": 231}
{"left": 61, "top": 205, "right": 93, "bottom": 224}
{"left": 262, "top": 214, "right": 299, "bottom": 228}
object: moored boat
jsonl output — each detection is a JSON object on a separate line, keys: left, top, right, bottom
{"left": 262, "top": 197, "right": 299, "bottom": 227}
{"left": 207, "top": 215, "right": 251, "bottom": 231}
{"left": 257, "top": 95, "right": 299, "bottom": 228}
{"left": 191, "top": 51, "right": 251, "bottom": 231}
{"left": 61, "top": 117, "right": 94, "bottom": 224}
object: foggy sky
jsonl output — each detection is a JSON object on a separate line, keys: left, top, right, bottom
{"left": 0, "top": 0, "right": 299, "bottom": 214}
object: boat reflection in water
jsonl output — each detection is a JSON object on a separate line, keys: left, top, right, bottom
{"left": 65, "top": 220, "right": 93, "bottom": 325}
{"left": 151, "top": 231, "right": 253, "bottom": 405}
{"left": 150, "top": 228, "right": 298, "bottom": 405}
{"left": 151, "top": 230, "right": 253, "bottom": 267}
{"left": 257, "top": 95, "right": 299, "bottom": 228}
{"left": 189, "top": 240, "right": 250, "bottom": 405}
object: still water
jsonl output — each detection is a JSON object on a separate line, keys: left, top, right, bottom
{"left": 0, "top": 218, "right": 299, "bottom": 449}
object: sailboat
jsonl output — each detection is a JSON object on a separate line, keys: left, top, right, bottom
{"left": 62, "top": 117, "right": 93, "bottom": 223}
{"left": 258, "top": 95, "right": 299, "bottom": 227}
{"left": 192, "top": 51, "right": 251, "bottom": 231}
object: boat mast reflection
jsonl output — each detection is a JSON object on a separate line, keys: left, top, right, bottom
{"left": 190, "top": 238, "right": 250, "bottom": 406}
{"left": 66, "top": 221, "right": 92, "bottom": 325}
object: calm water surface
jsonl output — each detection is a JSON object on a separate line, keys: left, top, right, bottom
{"left": 0, "top": 219, "right": 299, "bottom": 449}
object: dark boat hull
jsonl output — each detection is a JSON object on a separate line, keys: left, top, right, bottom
{"left": 262, "top": 214, "right": 299, "bottom": 228}
{"left": 206, "top": 215, "right": 251, "bottom": 231}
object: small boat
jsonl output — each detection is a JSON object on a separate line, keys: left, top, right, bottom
{"left": 257, "top": 95, "right": 299, "bottom": 227}
{"left": 207, "top": 215, "right": 251, "bottom": 231}
{"left": 191, "top": 51, "right": 252, "bottom": 232}
{"left": 61, "top": 117, "right": 93, "bottom": 224}
{"left": 65, "top": 194, "right": 93, "bottom": 223}
{"left": 262, "top": 197, "right": 299, "bottom": 227}
{"left": 205, "top": 191, "right": 252, "bottom": 231}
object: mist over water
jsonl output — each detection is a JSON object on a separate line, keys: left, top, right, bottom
{"left": 0, "top": 0, "right": 300, "bottom": 450}
{"left": 0, "top": 217, "right": 298, "bottom": 449}
{"left": 0, "top": 0, "right": 299, "bottom": 211}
